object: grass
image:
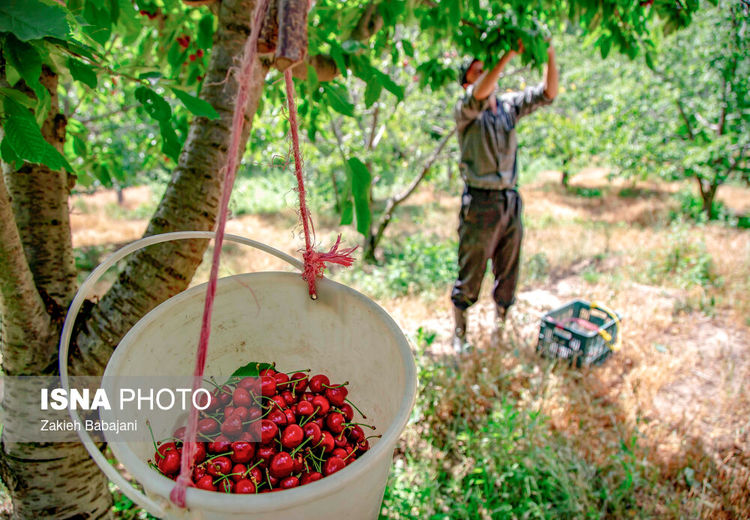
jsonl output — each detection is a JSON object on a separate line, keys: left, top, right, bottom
{"left": 380, "top": 331, "right": 666, "bottom": 520}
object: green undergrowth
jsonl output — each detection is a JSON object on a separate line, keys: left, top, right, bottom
{"left": 339, "top": 234, "right": 457, "bottom": 300}
{"left": 379, "top": 331, "right": 660, "bottom": 520}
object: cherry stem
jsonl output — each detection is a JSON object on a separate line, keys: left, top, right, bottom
{"left": 345, "top": 421, "right": 376, "bottom": 430}
{"left": 282, "top": 368, "right": 311, "bottom": 375}
{"left": 145, "top": 420, "right": 165, "bottom": 459}
{"left": 278, "top": 376, "right": 307, "bottom": 387}
{"left": 290, "top": 436, "right": 312, "bottom": 457}
{"left": 322, "top": 381, "right": 349, "bottom": 389}
{"left": 298, "top": 413, "right": 315, "bottom": 427}
{"left": 365, "top": 434, "right": 382, "bottom": 440}
{"left": 205, "top": 451, "right": 233, "bottom": 462}
{"left": 345, "top": 398, "right": 367, "bottom": 418}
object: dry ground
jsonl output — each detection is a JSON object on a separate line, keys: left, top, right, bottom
{"left": 70, "top": 169, "right": 750, "bottom": 518}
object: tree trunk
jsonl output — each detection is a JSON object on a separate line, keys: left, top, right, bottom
{"left": 0, "top": 68, "right": 113, "bottom": 518}
{"left": 71, "top": 0, "right": 270, "bottom": 377}
{"left": 696, "top": 175, "right": 718, "bottom": 220}
{"left": 0, "top": 0, "right": 270, "bottom": 517}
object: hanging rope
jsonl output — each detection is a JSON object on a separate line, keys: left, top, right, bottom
{"left": 283, "top": 68, "right": 356, "bottom": 300}
{"left": 169, "top": 0, "right": 270, "bottom": 507}
{"left": 169, "top": 0, "right": 355, "bottom": 507}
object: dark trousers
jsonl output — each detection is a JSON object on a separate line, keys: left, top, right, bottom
{"left": 451, "top": 186, "right": 523, "bottom": 311}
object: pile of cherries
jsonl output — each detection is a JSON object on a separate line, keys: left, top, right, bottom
{"left": 149, "top": 364, "right": 376, "bottom": 494}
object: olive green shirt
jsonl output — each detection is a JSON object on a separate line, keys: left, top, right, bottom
{"left": 454, "top": 82, "right": 553, "bottom": 190}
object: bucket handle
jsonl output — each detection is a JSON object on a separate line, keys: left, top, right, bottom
{"left": 58, "top": 231, "right": 304, "bottom": 517}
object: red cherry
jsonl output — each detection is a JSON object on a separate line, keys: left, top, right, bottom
{"left": 198, "top": 417, "right": 219, "bottom": 435}
{"left": 270, "top": 394, "right": 286, "bottom": 411}
{"left": 248, "top": 466, "right": 263, "bottom": 485}
{"left": 303, "top": 422, "right": 322, "bottom": 445}
{"left": 280, "top": 475, "right": 299, "bottom": 489}
{"left": 259, "top": 367, "right": 277, "bottom": 377}
{"left": 269, "top": 452, "right": 294, "bottom": 478}
{"left": 196, "top": 48, "right": 204, "bottom": 58}
{"left": 281, "top": 390, "right": 296, "bottom": 406}
{"left": 239, "top": 430, "right": 256, "bottom": 442}
{"left": 259, "top": 419, "right": 278, "bottom": 444}
{"left": 266, "top": 409, "right": 287, "bottom": 427}
{"left": 318, "top": 431, "right": 334, "bottom": 453}
{"left": 256, "top": 445, "right": 278, "bottom": 468}
{"left": 206, "top": 456, "right": 232, "bottom": 477}
{"left": 292, "top": 453, "right": 305, "bottom": 473}
{"left": 274, "top": 372, "right": 290, "bottom": 387}
{"left": 248, "top": 406, "right": 263, "bottom": 420}
{"left": 332, "top": 447, "right": 348, "bottom": 460}
{"left": 189, "top": 442, "right": 207, "bottom": 465}
{"left": 325, "top": 386, "right": 348, "bottom": 407}
{"left": 338, "top": 403, "right": 354, "bottom": 422}
{"left": 334, "top": 431, "right": 348, "bottom": 448}
{"left": 295, "top": 400, "right": 314, "bottom": 416}
{"left": 207, "top": 435, "right": 231, "bottom": 454}
{"left": 235, "top": 478, "right": 256, "bottom": 494}
{"left": 283, "top": 408, "right": 297, "bottom": 425}
{"left": 156, "top": 441, "right": 177, "bottom": 458}
{"left": 260, "top": 376, "right": 276, "bottom": 397}
{"left": 323, "top": 456, "right": 346, "bottom": 476}
{"left": 221, "top": 415, "right": 243, "bottom": 438}
{"left": 231, "top": 406, "right": 249, "bottom": 421}
{"left": 230, "top": 441, "right": 255, "bottom": 463}
{"left": 326, "top": 412, "right": 345, "bottom": 434}
{"left": 308, "top": 374, "right": 330, "bottom": 393}
{"left": 192, "top": 464, "right": 206, "bottom": 481}
{"left": 195, "top": 474, "right": 217, "bottom": 491}
{"left": 311, "top": 417, "right": 324, "bottom": 430}
{"left": 231, "top": 463, "right": 246, "bottom": 482}
{"left": 300, "top": 471, "right": 323, "bottom": 485}
{"left": 281, "top": 424, "right": 304, "bottom": 450}
{"left": 157, "top": 448, "right": 181, "bottom": 475}
{"left": 311, "top": 395, "right": 330, "bottom": 416}
{"left": 218, "top": 479, "right": 233, "bottom": 493}
{"left": 233, "top": 387, "right": 252, "bottom": 407}
{"left": 189, "top": 53, "right": 197, "bottom": 62}
{"left": 238, "top": 376, "right": 260, "bottom": 393}
{"left": 224, "top": 405, "right": 235, "bottom": 418}
{"left": 291, "top": 372, "right": 309, "bottom": 394}
{"left": 216, "top": 386, "right": 232, "bottom": 405}
{"left": 173, "top": 426, "right": 186, "bottom": 441}
{"left": 348, "top": 425, "right": 365, "bottom": 443}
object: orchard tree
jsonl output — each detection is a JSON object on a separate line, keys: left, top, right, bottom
{"left": 0, "top": 0, "right": 698, "bottom": 517}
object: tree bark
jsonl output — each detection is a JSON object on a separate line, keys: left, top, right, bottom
{"left": 0, "top": 70, "right": 113, "bottom": 519}
{"left": 275, "top": 0, "right": 308, "bottom": 71}
{"left": 71, "top": 0, "right": 270, "bottom": 377}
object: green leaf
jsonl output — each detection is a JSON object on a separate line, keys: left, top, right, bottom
{"left": 2, "top": 34, "right": 45, "bottom": 100}
{"left": 347, "top": 157, "right": 372, "bottom": 236}
{"left": 68, "top": 58, "right": 98, "bottom": 89}
{"left": 229, "top": 361, "right": 275, "bottom": 379}
{"left": 0, "top": 87, "right": 35, "bottom": 108}
{"left": 375, "top": 70, "right": 405, "bottom": 101}
{"left": 364, "top": 79, "right": 382, "bottom": 108}
{"left": 339, "top": 198, "right": 353, "bottom": 226}
{"left": 82, "top": 0, "right": 112, "bottom": 46}
{"left": 135, "top": 86, "right": 182, "bottom": 162}
{"left": 2, "top": 97, "right": 72, "bottom": 171}
{"left": 72, "top": 135, "right": 87, "bottom": 156}
{"left": 0, "top": 0, "right": 70, "bottom": 41}
{"left": 170, "top": 88, "right": 219, "bottom": 120}
{"left": 323, "top": 83, "right": 355, "bottom": 117}
{"left": 401, "top": 39, "right": 414, "bottom": 57}
{"left": 197, "top": 14, "right": 214, "bottom": 49}
{"left": 0, "top": 138, "right": 22, "bottom": 169}
{"left": 329, "top": 42, "right": 347, "bottom": 78}
{"left": 138, "top": 71, "right": 162, "bottom": 80}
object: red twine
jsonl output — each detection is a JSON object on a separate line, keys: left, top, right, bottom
{"left": 169, "top": 3, "right": 356, "bottom": 508}
{"left": 169, "top": 0, "right": 270, "bottom": 508}
{"left": 283, "top": 68, "right": 356, "bottom": 299}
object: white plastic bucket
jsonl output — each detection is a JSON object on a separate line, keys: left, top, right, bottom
{"left": 59, "top": 231, "right": 417, "bottom": 519}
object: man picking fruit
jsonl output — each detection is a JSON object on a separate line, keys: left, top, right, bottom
{"left": 452, "top": 40, "right": 558, "bottom": 352}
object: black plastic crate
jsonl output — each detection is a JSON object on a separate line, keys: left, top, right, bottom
{"left": 537, "top": 299, "right": 621, "bottom": 367}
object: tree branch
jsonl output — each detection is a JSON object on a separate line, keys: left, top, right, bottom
{"left": 368, "top": 128, "right": 455, "bottom": 255}
{"left": 676, "top": 99, "right": 695, "bottom": 140}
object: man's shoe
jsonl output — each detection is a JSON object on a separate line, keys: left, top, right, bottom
{"left": 452, "top": 306, "right": 468, "bottom": 354}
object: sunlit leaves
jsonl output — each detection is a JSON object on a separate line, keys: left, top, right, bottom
{"left": 0, "top": 0, "right": 70, "bottom": 41}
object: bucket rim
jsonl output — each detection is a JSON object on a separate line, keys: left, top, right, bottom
{"left": 102, "top": 271, "right": 418, "bottom": 514}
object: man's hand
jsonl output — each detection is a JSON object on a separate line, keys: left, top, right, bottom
{"left": 472, "top": 40, "right": 522, "bottom": 100}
